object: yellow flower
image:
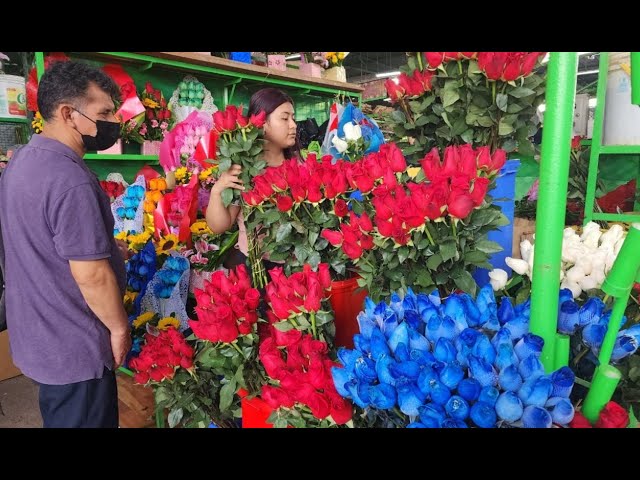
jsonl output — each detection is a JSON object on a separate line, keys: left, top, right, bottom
{"left": 158, "top": 317, "right": 181, "bottom": 330}
{"left": 407, "top": 167, "right": 422, "bottom": 179}
{"left": 32, "top": 111, "right": 44, "bottom": 133}
{"left": 338, "top": 52, "right": 345, "bottom": 60}
{"left": 190, "top": 221, "right": 212, "bottom": 236}
{"left": 156, "top": 233, "right": 180, "bottom": 255}
{"left": 115, "top": 231, "right": 128, "bottom": 241}
{"left": 143, "top": 98, "right": 160, "bottom": 109}
{"left": 174, "top": 167, "right": 188, "bottom": 182}
{"left": 199, "top": 167, "right": 217, "bottom": 182}
{"left": 123, "top": 291, "right": 138, "bottom": 305}
{"left": 133, "top": 311, "right": 156, "bottom": 328}
{"left": 127, "top": 231, "right": 152, "bottom": 250}
{"left": 331, "top": 54, "right": 338, "bottom": 65}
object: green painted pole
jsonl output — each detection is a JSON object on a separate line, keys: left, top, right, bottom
{"left": 35, "top": 52, "right": 45, "bottom": 81}
{"left": 631, "top": 52, "right": 640, "bottom": 105}
{"left": 583, "top": 223, "right": 640, "bottom": 422}
{"left": 529, "top": 53, "right": 578, "bottom": 372}
{"left": 554, "top": 333, "right": 570, "bottom": 370}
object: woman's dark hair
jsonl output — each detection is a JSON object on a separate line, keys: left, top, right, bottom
{"left": 248, "top": 87, "right": 300, "bottom": 159}
{"left": 37, "top": 61, "right": 120, "bottom": 121}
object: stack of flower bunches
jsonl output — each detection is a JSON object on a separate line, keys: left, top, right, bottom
{"left": 557, "top": 290, "right": 639, "bottom": 362}
{"left": 125, "top": 241, "right": 156, "bottom": 292}
{"left": 332, "top": 285, "right": 576, "bottom": 428}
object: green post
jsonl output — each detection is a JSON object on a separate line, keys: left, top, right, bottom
{"left": 529, "top": 53, "right": 578, "bottom": 372}
{"left": 35, "top": 52, "right": 46, "bottom": 81}
{"left": 582, "top": 223, "right": 640, "bottom": 422}
{"left": 554, "top": 333, "right": 570, "bottom": 370}
{"left": 631, "top": 52, "right": 640, "bottom": 105}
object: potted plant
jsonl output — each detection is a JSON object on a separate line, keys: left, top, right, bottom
{"left": 324, "top": 52, "right": 349, "bottom": 82}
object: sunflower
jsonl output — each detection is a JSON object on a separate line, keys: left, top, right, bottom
{"left": 158, "top": 317, "right": 181, "bottom": 330}
{"left": 114, "top": 230, "right": 128, "bottom": 241}
{"left": 156, "top": 233, "right": 180, "bottom": 255}
{"left": 190, "top": 221, "right": 212, "bottom": 236}
{"left": 132, "top": 311, "right": 156, "bottom": 328}
{"left": 127, "top": 231, "right": 152, "bottom": 250}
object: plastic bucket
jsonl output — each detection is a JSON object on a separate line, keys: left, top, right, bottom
{"left": 603, "top": 65, "right": 640, "bottom": 145}
{"left": 329, "top": 276, "right": 368, "bottom": 349}
{"left": 473, "top": 159, "right": 521, "bottom": 287}
{"left": 0, "top": 75, "right": 27, "bottom": 119}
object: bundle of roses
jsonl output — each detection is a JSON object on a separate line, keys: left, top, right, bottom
{"left": 385, "top": 51, "right": 546, "bottom": 164}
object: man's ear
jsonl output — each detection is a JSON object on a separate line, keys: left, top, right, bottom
{"left": 59, "top": 104, "right": 74, "bottom": 123}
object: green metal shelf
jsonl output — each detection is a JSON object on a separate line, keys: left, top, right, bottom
{"left": 0, "top": 117, "right": 29, "bottom": 124}
{"left": 599, "top": 145, "right": 640, "bottom": 155}
{"left": 592, "top": 212, "right": 640, "bottom": 223}
{"left": 84, "top": 153, "right": 158, "bottom": 163}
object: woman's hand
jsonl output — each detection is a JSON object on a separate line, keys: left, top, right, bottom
{"left": 212, "top": 165, "right": 244, "bottom": 195}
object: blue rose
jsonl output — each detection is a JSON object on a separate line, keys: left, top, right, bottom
{"left": 514, "top": 297, "right": 531, "bottom": 318}
{"left": 494, "top": 343, "right": 519, "bottom": 372}
{"left": 410, "top": 349, "right": 436, "bottom": 368}
{"left": 381, "top": 308, "right": 399, "bottom": 339}
{"left": 611, "top": 335, "right": 638, "bottom": 362}
{"left": 469, "top": 355, "right": 498, "bottom": 388}
{"left": 116, "top": 207, "right": 127, "bottom": 218}
{"left": 404, "top": 310, "right": 423, "bottom": 331}
{"left": 370, "top": 328, "right": 390, "bottom": 361}
{"left": 408, "top": 328, "right": 430, "bottom": 353}
{"left": 579, "top": 296, "right": 605, "bottom": 326}
{"left": 403, "top": 287, "right": 418, "bottom": 312}
{"left": 479, "top": 386, "right": 500, "bottom": 406}
{"left": 582, "top": 323, "right": 606, "bottom": 350}
{"left": 375, "top": 354, "right": 397, "bottom": 386}
{"left": 395, "top": 343, "right": 411, "bottom": 362}
{"left": 445, "top": 395, "right": 470, "bottom": 421}
{"left": 443, "top": 294, "right": 468, "bottom": 332}
{"left": 496, "top": 391, "right": 524, "bottom": 423}
{"left": 345, "top": 379, "right": 371, "bottom": 408}
{"left": 558, "top": 300, "right": 580, "bottom": 335}
{"left": 349, "top": 189, "right": 364, "bottom": 202}
{"left": 430, "top": 381, "right": 452, "bottom": 405}
{"left": 419, "top": 403, "right": 446, "bottom": 426}
{"left": 357, "top": 312, "right": 377, "bottom": 340}
{"left": 337, "top": 349, "right": 360, "bottom": 373}
{"left": 440, "top": 364, "right": 465, "bottom": 390}
{"left": 558, "top": 288, "right": 573, "bottom": 305}
{"left": 368, "top": 383, "right": 397, "bottom": 410}
{"left": 390, "top": 361, "right": 421, "bottom": 382}
{"left": 389, "top": 292, "right": 404, "bottom": 321}
{"left": 427, "top": 289, "right": 442, "bottom": 307}
{"left": 470, "top": 401, "right": 497, "bottom": 428}
{"left": 353, "top": 334, "right": 372, "bottom": 355}
{"left": 550, "top": 366, "right": 575, "bottom": 398}
{"left": 433, "top": 338, "right": 458, "bottom": 364}
{"left": 441, "top": 418, "right": 468, "bottom": 428}
{"left": 396, "top": 379, "right": 427, "bottom": 416}
{"left": 388, "top": 322, "right": 409, "bottom": 354}
{"left": 498, "top": 297, "right": 516, "bottom": 325}
{"left": 522, "top": 405, "right": 552, "bottom": 428}
{"left": 417, "top": 367, "right": 439, "bottom": 396}
{"left": 471, "top": 334, "right": 497, "bottom": 365}
{"left": 545, "top": 397, "right": 575, "bottom": 425}
{"left": 518, "top": 355, "right": 545, "bottom": 381}
{"left": 498, "top": 364, "right": 523, "bottom": 392}
{"left": 476, "top": 284, "right": 496, "bottom": 315}
{"left": 492, "top": 327, "right": 513, "bottom": 349}
{"left": 427, "top": 315, "right": 457, "bottom": 344}
{"left": 354, "top": 356, "right": 378, "bottom": 384}
{"left": 482, "top": 309, "right": 501, "bottom": 332}
{"left": 518, "top": 376, "right": 552, "bottom": 407}
{"left": 125, "top": 207, "right": 136, "bottom": 219}
{"left": 459, "top": 293, "right": 481, "bottom": 327}
{"left": 514, "top": 333, "right": 544, "bottom": 361}
{"left": 457, "top": 378, "right": 482, "bottom": 403}
{"left": 504, "top": 316, "right": 529, "bottom": 342}
{"left": 331, "top": 366, "right": 352, "bottom": 397}
{"left": 416, "top": 293, "right": 435, "bottom": 316}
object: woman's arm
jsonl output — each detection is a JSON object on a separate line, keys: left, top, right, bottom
{"left": 206, "top": 164, "right": 244, "bottom": 234}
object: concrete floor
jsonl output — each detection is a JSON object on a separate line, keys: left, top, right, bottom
{"left": 0, "top": 375, "right": 42, "bottom": 428}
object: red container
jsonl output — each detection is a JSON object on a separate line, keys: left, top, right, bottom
{"left": 238, "top": 388, "right": 274, "bottom": 428}
{"left": 329, "top": 276, "right": 368, "bottom": 349}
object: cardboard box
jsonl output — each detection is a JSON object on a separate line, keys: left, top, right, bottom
{"left": 0, "top": 330, "right": 21, "bottom": 381}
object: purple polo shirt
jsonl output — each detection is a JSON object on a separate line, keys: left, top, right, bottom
{"left": 0, "top": 134, "right": 126, "bottom": 385}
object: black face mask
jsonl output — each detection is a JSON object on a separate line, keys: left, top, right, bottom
{"left": 73, "top": 108, "right": 120, "bottom": 151}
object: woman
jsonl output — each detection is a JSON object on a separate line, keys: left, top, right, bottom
{"left": 206, "top": 87, "right": 299, "bottom": 261}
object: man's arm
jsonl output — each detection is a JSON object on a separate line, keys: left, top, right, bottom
{"left": 70, "top": 259, "right": 130, "bottom": 368}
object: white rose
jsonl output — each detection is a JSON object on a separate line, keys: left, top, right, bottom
{"left": 561, "top": 279, "right": 582, "bottom": 299}
{"left": 343, "top": 122, "right": 362, "bottom": 141}
{"left": 579, "top": 275, "right": 601, "bottom": 292}
{"left": 520, "top": 239, "right": 533, "bottom": 263}
{"left": 600, "top": 224, "right": 624, "bottom": 248}
{"left": 566, "top": 265, "right": 586, "bottom": 284}
{"left": 331, "top": 135, "right": 348, "bottom": 153}
{"left": 562, "top": 244, "right": 583, "bottom": 264}
{"left": 582, "top": 230, "right": 602, "bottom": 251}
{"left": 506, "top": 257, "right": 530, "bottom": 276}
{"left": 575, "top": 256, "right": 593, "bottom": 276}
{"left": 489, "top": 269, "right": 509, "bottom": 291}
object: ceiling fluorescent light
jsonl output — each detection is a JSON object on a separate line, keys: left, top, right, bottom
{"left": 577, "top": 69, "right": 600, "bottom": 76}
{"left": 541, "top": 52, "right": 595, "bottom": 64}
{"left": 376, "top": 71, "right": 401, "bottom": 78}
{"left": 286, "top": 54, "right": 301, "bottom": 60}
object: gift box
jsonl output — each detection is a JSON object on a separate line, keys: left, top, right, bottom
{"left": 299, "top": 63, "right": 323, "bottom": 78}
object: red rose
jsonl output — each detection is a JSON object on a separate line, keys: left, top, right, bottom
{"left": 304, "top": 285, "right": 322, "bottom": 313}
{"left": 260, "top": 350, "right": 288, "bottom": 380}
{"left": 470, "top": 177, "right": 490, "bottom": 207}
{"left": 317, "top": 263, "right": 331, "bottom": 290}
{"left": 448, "top": 192, "right": 475, "bottom": 219}
{"left": 238, "top": 320, "right": 252, "bottom": 335}
{"left": 180, "top": 356, "right": 194, "bottom": 370}
{"left": 321, "top": 229, "right": 343, "bottom": 247}
{"left": 271, "top": 326, "right": 303, "bottom": 347}
{"left": 250, "top": 111, "right": 267, "bottom": 128}
{"left": 307, "top": 353, "right": 327, "bottom": 390}
{"left": 327, "top": 391, "right": 353, "bottom": 425}
{"left": 596, "top": 401, "right": 629, "bottom": 428}
{"left": 276, "top": 195, "right": 294, "bottom": 212}
{"left": 304, "top": 391, "right": 331, "bottom": 420}
{"left": 342, "top": 240, "right": 364, "bottom": 260}
{"left": 458, "top": 144, "right": 477, "bottom": 177}
{"left": 230, "top": 297, "right": 249, "bottom": 318}
{"left": 386, "top": 143, "right": 407, "bottom": 173}
{"left": 490, "top": 149, "right": 507, "bottom": 172}
{"left": 334, "top": 199, "right": 348, "bottom": 217}
{"left": 261, "top": 385, "right": 295, "bottom": 409}
{"left": 270, "top": 295, "right": 294, "bottom": 320}
{"left": 244, "top": 288, "right": 261, "bottom": 310}
{"left": 571, "top": 135, "right": 583, "bottom": 150}
{"left": 134, "top": 371, "right": 150, "bottom": 384}
{"left": 385, "top": 78, "right": 405, "bottom": 103}
{"left": 424, "top": 52, "right": 445, "bottom": 69}
{"left": 236, "top": 114, "right": 249, "bottom": 128}
{"left": 568, "top": 411, "right": 593, "bottom": 428}
{"left": 149, "top": 365, "right": 174, "bottom": 382}
{"left": 502, "top": 59, "right": 521, "bottom": 81}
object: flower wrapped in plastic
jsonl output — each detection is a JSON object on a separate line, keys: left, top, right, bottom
{"left": 168, "top": 75, "right": 218, "bottom": 124}
{"left": 153, "top": 174, "right": 199, "bottom": 246}
{"left": 159, "top": 110, "right": 214, "bottom": 175}
{"left": 140, "top": 251, "right": 191, "bottom": 330}
{"left": 112, "top": 175, "right": 146, "bottom": 235}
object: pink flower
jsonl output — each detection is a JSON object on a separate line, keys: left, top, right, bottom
{"left": 160, "top": 121, "right": 168, "bottom": 130}
{"left": 526, "top": 179, "right": 539, "bottom": 201}
{"left": 151, "top": 119, "right": 159, "bottom": 128}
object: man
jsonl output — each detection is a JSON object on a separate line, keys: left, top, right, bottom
{"left": 0, "top": 61, "right": 130, "bottom": 428}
